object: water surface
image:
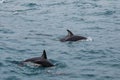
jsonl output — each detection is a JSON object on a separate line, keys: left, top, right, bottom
{"left": 0, "top": 0, "right": 120, "bottom": 80}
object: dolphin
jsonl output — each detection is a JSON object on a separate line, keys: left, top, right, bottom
{"left": 23, "top": 50, "right": 54, "bottom": 67}
{"left": 60, "top": 29, "right": 87, "bottom": 42}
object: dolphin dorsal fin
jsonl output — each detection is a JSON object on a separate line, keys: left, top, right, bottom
{"left": 41, "top": 50, "right": 47, "bottom": 59}
{"left": 67, "top": 29, "right": 74, "bottom": 37}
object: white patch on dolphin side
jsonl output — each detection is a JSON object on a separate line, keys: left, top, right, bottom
{"left": 24, "top": 62, "right": 41, "bottom": 67}
{"left": 86, "top": 37, "right": 93, "bottom": 41}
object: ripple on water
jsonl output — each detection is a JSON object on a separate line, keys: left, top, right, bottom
{"left": 46, "top": 1, "right": 67, "bottom": 7}
{"left": 75, "top": 1, "right": 102, "bottom": 9}
{"left": 81, "top": 73, "right": 97, "bottom": 78}
{"left": 4, "top": 76, "right": 21, "bottom": 80}
{"left": 0, "top": 62, "right": 4, "bottom": 67}
{"left": 21, "top": 2, "right": 39, "bottom": 8}
{"left": 0, "top": 0, "right": 5, "bottom": 3}
{"left": 93, "top": 10, "right": 116, "bottom": 16}
{"left": 0, "top": 28, "right": 14, "bottom": 34}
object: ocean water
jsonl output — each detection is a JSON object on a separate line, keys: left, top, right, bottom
{"left": 0, "top": 0, "right": 120, "bottom": 80}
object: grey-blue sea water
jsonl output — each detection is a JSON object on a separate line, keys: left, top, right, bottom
{"left": 0, "top": 0, "right": 120, "bottom": 80}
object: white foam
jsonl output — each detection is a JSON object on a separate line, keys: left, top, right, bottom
{"left": 86, "top": 37, "right": 93, "bottom": 41}
{"left": 24, "top": 62, "right": 41, "bottom": 67}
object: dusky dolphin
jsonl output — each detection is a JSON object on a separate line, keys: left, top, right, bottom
{"left": 23, "top": 50, "right": 54, "bottom": 67}
{"left": 60, "top": 29, "right": 87, "bottom": 42}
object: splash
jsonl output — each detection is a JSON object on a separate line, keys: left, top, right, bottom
{"left": 86, "top": 37, "right": 93, "bottom": 41}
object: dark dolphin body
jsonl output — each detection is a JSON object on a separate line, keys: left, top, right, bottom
{"left": 23, "top": 50, "right": 54, "bottom": 67}
{"left": 60, "top": 29, "right": 87, "bottom": 42}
